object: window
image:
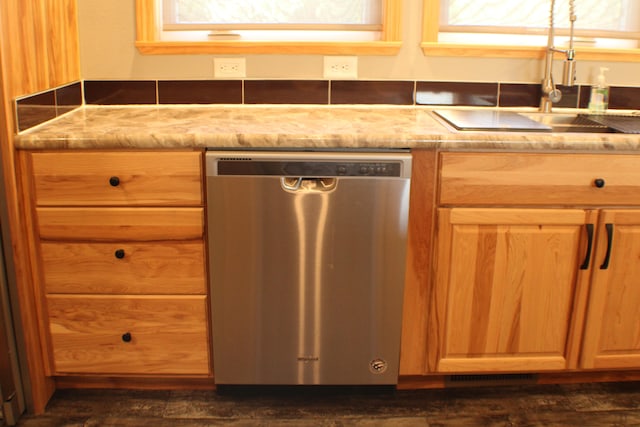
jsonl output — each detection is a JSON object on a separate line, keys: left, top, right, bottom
{"left": 161, "top": 0, "right": 382, "bottom": 42}
{"left": 422, "top": 0, "right": 640, "bottom": 61}
{"left": 135, "top": 0, "right": 402, "bottom": 55}
{"left": 163, "top": 0, "right": 382, "bottom": 30}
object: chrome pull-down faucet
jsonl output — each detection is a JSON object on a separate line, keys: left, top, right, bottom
{"left": 540, "top": 0, "right": 577, "bottom": 112}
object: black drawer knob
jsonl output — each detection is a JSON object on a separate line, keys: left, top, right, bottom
{"left": 594, "top": 178, "right": 606, "bottom": 188}
{"left": 121, "top": 332, "right": 132, "bottom": 343}
{"left": 109, "top": 176, "right": 120, "bottom": 187}
{"left": 114, "top": 249, "right": 125, "bottom": 259}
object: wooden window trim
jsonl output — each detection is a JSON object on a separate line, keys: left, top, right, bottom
{"left": 135, "top": 0, "right": 402, "bottom": 55}
{"left": 422, "top": 0, "right": 640, "bottom": 62}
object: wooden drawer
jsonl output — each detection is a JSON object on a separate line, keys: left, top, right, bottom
{"left": 47, "top": 295, "right": 210, "bottom": 375}
{"left": 37, "top": 207, "right": 204, "bottom": 241}
{"left": 440, "top": 152, "right": 640, "bottom": 206}
{"left": 41, "top": 242, "right": 206, "bottom": 294}
{"left": 30, "top": 151, "right": 203, "bottom": 206}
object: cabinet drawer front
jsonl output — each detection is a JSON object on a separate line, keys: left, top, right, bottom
{"left": 440, "top": 153, "right": 640, "bottom": 206}
{"left": 47, "top": 295, "right": 210, "bottom": 375}
{"left": 37, "top": 207, "right": 204, "bottom": 241}
{"left": 31, "top": 151, "right": 203, "bottom": 206}
{"left": 41, "top": 242, "right": 206, "bottom": 294}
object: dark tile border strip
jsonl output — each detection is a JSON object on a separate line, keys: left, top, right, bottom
{"left": 81, "top": 79, "right": 639, "bottom": 110}
{"left": 609, "top": 86, "right": 640, "bottom": 110}
{"left": 498, "top": 83, "right": 540, "bottom": 108}
{"left": 16, "top": 81, "right": 83, "bottom": 132}
{"left": 84, "top": 80, "right": 157, "bottom": 105}
{"left": 16, "top": 91, "right": 56, "bottom": 132}
{"left": 158, "top": 80, "right": 242, "bottom": 104}
{"left": 18, "top": 79, "right": 640, "bottom": 132}
{"left": 245, "top": 80, "right": 328, "bottom": 104}
{"left": 416, "top": 82, "right": 498, "bottom": 107}
{"left": 56, "top": 82, "right": 83, "bottom": 115}
{"left": 498, "top": 83, "right": 580, "bottom": 109}
{"left": 332, "top": 80, "right": 415, "bottom": 105}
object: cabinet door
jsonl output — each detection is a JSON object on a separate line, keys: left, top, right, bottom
{"left": 432, "top": 208, "right": 592, "bottom": 373}
{"left": 581, "top": 210, "right": 640, "bottom": 369}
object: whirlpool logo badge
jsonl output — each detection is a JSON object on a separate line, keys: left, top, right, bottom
{"left": 369, "top": 358, "right": 388, "bottom": 374}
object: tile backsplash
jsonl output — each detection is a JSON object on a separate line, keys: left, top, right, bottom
{"left": 15, "top": 82, "right": 82, "bottom": 132}
{"left": 244, "top": 80, "right": 328, "bottom": 104}
{"left": 84, "top": 80, "right": 156, "bottom": 105}
{"left": 416, "top": 82, "right": 498, "bottom": 107}
{"left": 158, "top": 80, "right": 242, "bottom": 104}
{"left": 332, "top": 81, "right": 415, "bottom": 105}
{"left": 14, "top": 79, "right": 640, "bottom": 132}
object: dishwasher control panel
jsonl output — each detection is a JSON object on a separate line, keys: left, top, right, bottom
{"left": 207, "top": 151, "right": 413, "bottom": 179}
{"left": 288, "top": 161, "right": 403, "bottom": 177}
{"left": 338, "top": 162, "right": 400, "bottom": 176}
{"left": 217, "top": 160, "right": 403, "bottom": 177}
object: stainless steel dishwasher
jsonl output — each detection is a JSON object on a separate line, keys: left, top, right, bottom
{"left": 206, "top": 151, "right": 411, "bottom": 385}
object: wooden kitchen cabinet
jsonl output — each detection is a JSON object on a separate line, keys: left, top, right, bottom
{"left": 439, "top": 152, "right": 640, "bottom": 206}
{"left": 22, "top": 150, "right": 211, "bottom": 377}
{"left": 581, "top": 210, "right": 640, "bottom": 369}
{"left": 30, "top": 151, "right": 202, "bottom": 206}
{"left": 426, "top": 152, "right": 640, "bottom": 374}
{"left": 432, "top": 207, "right": 592, "bottom": 373}
{"left": 47, "top": 295, "right": 210, "bottom": 375}
{"left": 37, "top": 207, "right": 204, "bottom": 241}
{"left": 399, "top": 149, "right": 438, "bottom": 376}
{"left": 40, "top": 241, "right": 206, "bottom": 295}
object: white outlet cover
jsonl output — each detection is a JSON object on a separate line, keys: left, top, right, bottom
{"left": 214, "top": 58, "right": 246, "bottom": 78}
{"left": 323, "top": 56, "right": 358, "bottom": 79}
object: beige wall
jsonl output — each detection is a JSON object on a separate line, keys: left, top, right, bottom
{"left": 78, "top": 0, "right": 640, "bottom": 86}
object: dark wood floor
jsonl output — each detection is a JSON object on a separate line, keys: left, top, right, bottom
{"left": 15, "top": 381, "right": 640, "bottom": 426}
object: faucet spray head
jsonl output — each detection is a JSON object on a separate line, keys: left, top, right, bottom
{"left": 563, "top": 58, "right": 576, "bottom": 87}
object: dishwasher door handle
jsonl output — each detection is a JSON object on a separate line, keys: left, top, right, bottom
{"left": 281, "top": 177, "right": 304, "bottom": 191}
{"left": 280, "top": 177, "right": 337, "bottom": 192}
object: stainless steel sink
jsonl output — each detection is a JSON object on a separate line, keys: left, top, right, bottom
{"left": 520, "top": 113, "right": 615, "bottom": 133}
{"left": 433, "top": 110, "right": 552, "bottom": 132}
{"left": 433, "top": 109, "right": 639, "bottom": 134}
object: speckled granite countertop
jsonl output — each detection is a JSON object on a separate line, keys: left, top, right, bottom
{"left": 15, "top": 105, "right": 640, "bottom": 152}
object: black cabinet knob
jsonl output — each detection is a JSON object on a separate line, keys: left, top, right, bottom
{"left": 114, "top": 249, "right": 125, "bottom": 259}
{"left": 594, "top": 178, "right": 606, "bottom": 188}
{"left": 109, "top": 176, "right": 120, "bottom": 187}
{"left": 121, "top": 332, "right": 132, "bottom": 343}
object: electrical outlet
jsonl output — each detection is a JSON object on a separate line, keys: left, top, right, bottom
{"left": 214, "top": 57, "right": 246, "bottom": 78}
{"left": 323, "top": 56, "right": 358, "bottom": 79}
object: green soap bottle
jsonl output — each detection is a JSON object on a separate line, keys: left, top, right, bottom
{"left": 588, "top": 67, "right": 610, "bottom": 114}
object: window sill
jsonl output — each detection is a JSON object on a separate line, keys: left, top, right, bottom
{"left": 135, "top": 40, "right": 402, "bottom": 55}
{"left": 421, "top": 43, "right": 640, "bottom": 62}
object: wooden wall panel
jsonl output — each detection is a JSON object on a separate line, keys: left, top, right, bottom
{"left": 399, "top": 149, "right": 438, "bottom": 375}
{"left": 0, "top": 0, "right": 80, "bottom": 98}
{"left": 1, "top": 0, "right": 46, "bottom": 97}
{"left": 45, "top": 0, "right": 81, "bottom": 88}
{"left": 0, "top": 0, "right": 81, "bottom": 414}
{"left": 0, "top": 62, "right": 57, "bottom": 414}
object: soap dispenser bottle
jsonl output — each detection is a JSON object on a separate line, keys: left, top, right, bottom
{"left": 588, "top": 67, "right": 610, "bottom": 114}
